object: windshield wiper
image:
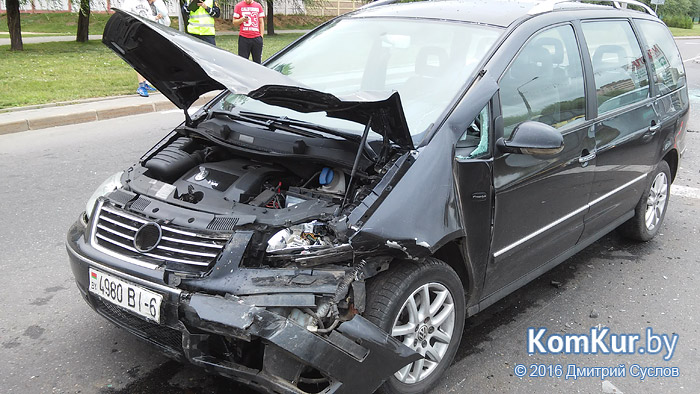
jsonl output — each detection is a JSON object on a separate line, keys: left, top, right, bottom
{"left": 208, "top": 110, "right": 379, "bottom": 162}
{"left": 238, "top": 111, "right": 363, "bottom": 143}
{"left": 210, "top": 110, "right": 326, "bottom": 139}
{"left": 238, "top": 111, "right": 379, "bottom": 162}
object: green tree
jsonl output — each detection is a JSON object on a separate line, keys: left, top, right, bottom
{"left": 640, "top": 0, "right": 692, "bottom": 17}
{"left": 666, "top": 0, "right": 692, "bottom": 15}
{"left": 689, "top": 0, "right": 700, "bottom": 19}
{"left": 5, "top": 0, "right": 23, "bottom": 50}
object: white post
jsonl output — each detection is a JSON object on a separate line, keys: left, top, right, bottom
{"left": 179, "top": 3, "right": 185, "bottom": 32}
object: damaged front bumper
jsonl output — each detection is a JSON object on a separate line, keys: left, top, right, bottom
{"left": 66, "top": 220, "right": 420, "bottom": 394}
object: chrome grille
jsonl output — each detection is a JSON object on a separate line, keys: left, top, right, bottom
{"left": 91, "top": 202, "right": 229, "bottom": 272}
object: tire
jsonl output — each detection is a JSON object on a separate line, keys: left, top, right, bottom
{"left": 619, "top": 161, "right": 671, "bottom": 242}
{"left": 365, "top": 257, "right": 466, "bottom": 394}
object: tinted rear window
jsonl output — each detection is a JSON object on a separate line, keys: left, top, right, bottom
{"left": 636, "top": 19, "right": 686, "bottom": 95}
{"left": 581, "top": 20, "right": 650, "bottom": 114}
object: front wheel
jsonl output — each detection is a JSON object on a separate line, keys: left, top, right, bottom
{"left": 365, "top": 258, "right": 465, "bottom": 394}
{"left": 620, "top": 161, "right": 671, "bottom": 242}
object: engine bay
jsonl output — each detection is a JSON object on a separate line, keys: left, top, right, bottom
{"left": 142, "top": 136, "right": 352, "bottom": 211}
{"left": 106, "top": 111, "right": 413, "bottom": 273}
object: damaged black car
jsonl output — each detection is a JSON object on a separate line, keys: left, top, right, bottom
{"left": 67, "top": 1, "right": 688, "bottom": 393}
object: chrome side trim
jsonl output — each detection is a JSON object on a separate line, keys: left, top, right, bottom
{"left": 66, "top": 240, "right": 181, "bottom": 296}
{"left": 493, "top": 173, "right": 648, "bottom": 258}
{"left": 493, "top": 205, "right": 589, "bottom": 258}
{"left": 588, "top": 173, "right": 647, "bottom": 207}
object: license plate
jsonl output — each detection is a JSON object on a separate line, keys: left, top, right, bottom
{"left": 89, "top": 268, "right": 163, "bottom": 323}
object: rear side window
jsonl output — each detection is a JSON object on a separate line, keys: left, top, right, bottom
{"left": 500, "top": 25, "right": 586, "bottom": 138}
{"left": 581, "top": 20, "right": 649, "bottom": 114}
{"left": 636, "top": 19, "right": 686, "bottom": 95}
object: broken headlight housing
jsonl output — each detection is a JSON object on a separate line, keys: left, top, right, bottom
{"left": 266, "top": 221, "right": 334, "bottom": 254}
{"left": 85, "top": 171, "right": 123, "bottom": 219}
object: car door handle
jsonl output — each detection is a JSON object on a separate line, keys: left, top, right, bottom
{"left": 579, "top": 151, "right": 596, "bottom": 163}
{"left": 649, "top": 121, "right": 661, "bottom": 133}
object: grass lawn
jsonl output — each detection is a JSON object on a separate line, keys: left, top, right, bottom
{"left": 0, "top": 12, "right": 112, "bottom": 34}
{"left": 669, "top": 23, "right": 700, "bottom": 37}
{"left": 0, "top": 33, "right": 302, "bottom": 109}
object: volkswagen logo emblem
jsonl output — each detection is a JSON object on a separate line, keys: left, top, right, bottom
{"left": 133, "top": 222, "right": 162, "bottom": 253}
{"left": 416, "top": 325, "right": 429, "bottom": 342}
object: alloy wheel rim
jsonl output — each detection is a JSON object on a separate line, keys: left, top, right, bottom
{"left": 645, "top": 172, "right": 668, "bottom": 231}
{"left": 391, "top": 282, "right": 455, "bottom": 384}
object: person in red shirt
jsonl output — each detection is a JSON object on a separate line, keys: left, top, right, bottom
{"left": 233, "top": 0, "right": 265, "bottom": 63}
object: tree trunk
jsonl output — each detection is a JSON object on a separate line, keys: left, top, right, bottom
{"left": 266, "top": 0, "right": 275, "bottom": 35}
{"left": 76, "top": 0, "right": 91, "bottom": 43}
{"left": 6, "top": 0, "right": 23, "bottom": 51}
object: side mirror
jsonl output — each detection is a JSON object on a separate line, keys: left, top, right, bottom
{"left": 496, "top": 121, "right": 564, "bottom": 155}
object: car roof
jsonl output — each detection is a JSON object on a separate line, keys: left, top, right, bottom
{"left": 349, "top": 0, "right": 656, "bottom": 28}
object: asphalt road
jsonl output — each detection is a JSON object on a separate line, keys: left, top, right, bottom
{"left": 1, "top": 40, "right": 700, "bottom": 394}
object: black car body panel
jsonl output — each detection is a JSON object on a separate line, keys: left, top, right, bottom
{"left": 102, "top": 9, "right": 297, "bottom": 109}
{"left": 103, "top": 9, "right": 414, "bottom": 149}
{"left": 67, "top": 217, "right": 421, "bottom": 394}
{"left": 68, "top": 2, "right": 688, "bottom": 393}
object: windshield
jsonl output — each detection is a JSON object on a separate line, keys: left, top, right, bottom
{"left": 213, "top": 18, "right": 501, "bottom": 140}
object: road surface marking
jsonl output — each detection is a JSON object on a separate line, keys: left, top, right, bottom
{"left": 671, "top": 185, "right": 700, "bottom": 200}
{"left": 682, "top": 54, "right": 700, "bottom": 63}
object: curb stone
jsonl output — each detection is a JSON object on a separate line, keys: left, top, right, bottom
{"left": 0, "top": 91, "right": 221, "bottom": 136}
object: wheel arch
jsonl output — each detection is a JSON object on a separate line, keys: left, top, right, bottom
{"left": 662, "top": 149, "right": 679, "bottom": 183}
{"left": 431, "top": 239, "right": 477, "bottom": 311}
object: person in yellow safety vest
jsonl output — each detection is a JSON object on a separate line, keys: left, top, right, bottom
{"left": 183, "top": 0, "right": 220, "bottom": 46}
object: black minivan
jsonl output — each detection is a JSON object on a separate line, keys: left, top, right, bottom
{"left": 66, "top": 0, "right": 688, "bottom": 393}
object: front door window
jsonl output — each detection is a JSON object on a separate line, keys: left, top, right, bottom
{"left": 500, "top": 24, "right": 586, "bottom": 138}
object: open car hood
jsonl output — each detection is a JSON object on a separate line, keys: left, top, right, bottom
{"left": 102, "top": 10, "right": 414, "bottom": 149}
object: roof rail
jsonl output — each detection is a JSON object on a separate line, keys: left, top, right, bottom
{"left": 528, "top": 0, "right": 657, "bottom": 17}
{"left": 358, "top": 0, "right": 402, "bottom": 10}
